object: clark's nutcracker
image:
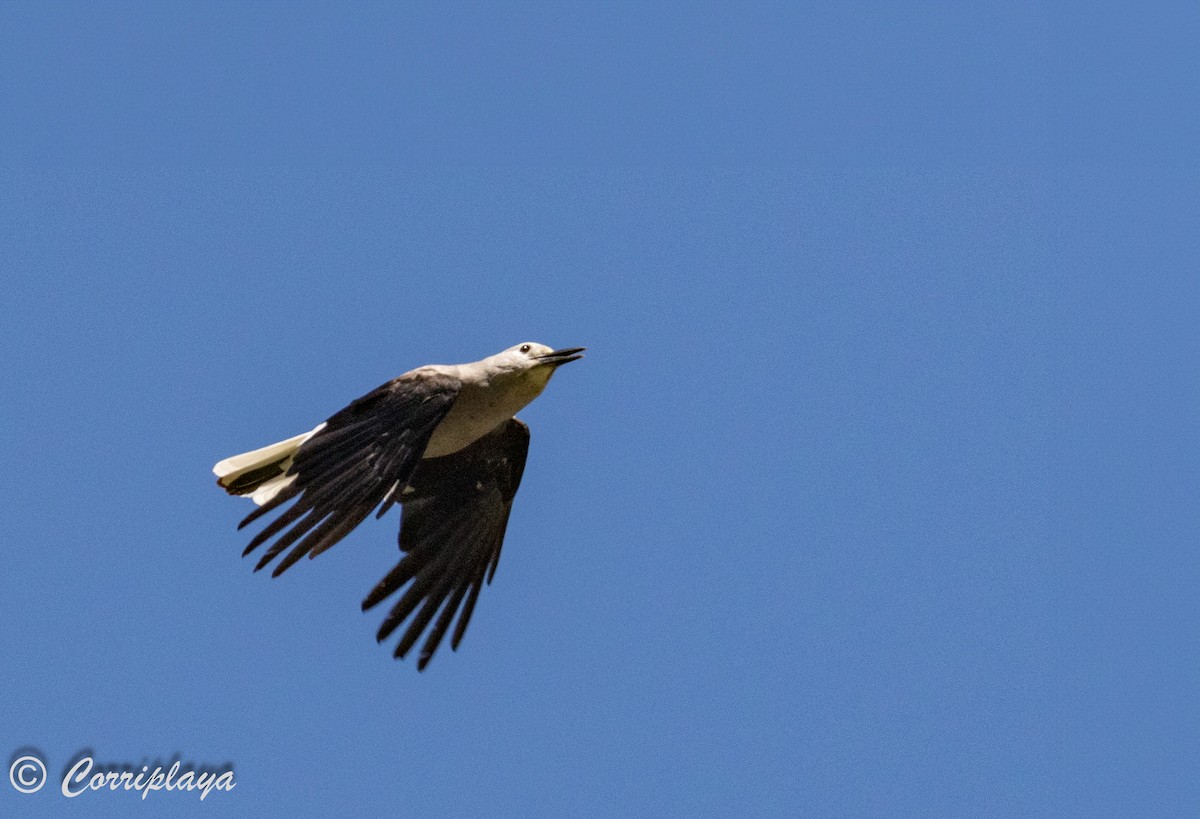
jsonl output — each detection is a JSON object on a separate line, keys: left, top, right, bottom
{"left": 213, "top": 342, "right": 584, "bottom": 669}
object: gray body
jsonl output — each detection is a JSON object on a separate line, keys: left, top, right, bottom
{"left": 212, "top": 341, "right": 584, "bottom": 670}
{"left": 420, "top": 354, "right": 559, "bottom": 458}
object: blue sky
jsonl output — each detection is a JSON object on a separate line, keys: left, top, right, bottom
{"left": 1, "top": 3, "right": 1197, "bottom": 817}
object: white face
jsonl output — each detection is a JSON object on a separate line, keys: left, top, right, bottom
{"left": 491, "top": 342, "right": 555, "bottom": 372}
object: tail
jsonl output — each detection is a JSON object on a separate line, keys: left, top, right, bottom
{"left": 213, "top": 424, "right": 325, "bottom": 505}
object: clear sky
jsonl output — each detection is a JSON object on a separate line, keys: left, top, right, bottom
{"left": 1, "top": 3, "right": 1197, "bottom": 817}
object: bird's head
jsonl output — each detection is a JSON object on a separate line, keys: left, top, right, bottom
{"left": 486, "top": 342, "right": 585, "bottom": 387}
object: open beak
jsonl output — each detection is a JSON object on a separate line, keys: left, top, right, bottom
{"left": 537, "top": 346, "right": 586, "bottom": 367}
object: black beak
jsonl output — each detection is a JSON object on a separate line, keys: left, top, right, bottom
{"left": 537, "top": 346, "right": 586, "bottom": 366}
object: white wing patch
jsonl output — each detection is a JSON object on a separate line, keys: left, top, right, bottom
{"left": 213, "top": 422, "right": 326, "bottom": 501}
{"left": 251, "top": 473, "right": 299, "bottom": 506}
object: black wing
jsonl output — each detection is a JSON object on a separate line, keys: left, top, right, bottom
{"left": 361, "top": 418, "right": 531, "bottom": 670}
{"left": 238, "top": 370, "right": 461, "bottom": 577}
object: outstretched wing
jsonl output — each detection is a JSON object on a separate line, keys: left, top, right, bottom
{"left": 361, "top": 418, "right": 531, "bottom": 670}
{"left": 238, "top": 370, "right": 462, "bottom": 576}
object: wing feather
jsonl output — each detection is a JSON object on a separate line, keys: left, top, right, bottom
{"left": 361, "top": 418, "right": 531, "bottom": 670}
{"left": 235, "top": 371, "right": 461, "bottom": 574}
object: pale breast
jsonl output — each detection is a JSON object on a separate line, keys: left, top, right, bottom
{"left": 422, "top": 371, "right": 551, "bottom": 458}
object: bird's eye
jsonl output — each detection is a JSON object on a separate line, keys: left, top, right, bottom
{"left": 519, "top": 344, "right": 531, "bottom": 353}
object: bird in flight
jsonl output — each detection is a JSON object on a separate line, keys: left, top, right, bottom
{"left": 213, "top": 342, "right": 584, "bottom": 670}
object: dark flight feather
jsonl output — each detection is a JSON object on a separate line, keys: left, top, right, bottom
{"left": 218, "top": 459, "right": 289, "bottom": 496}
{"left": 237, "top": 371, "right": 462, "bottom": 574}
{"left": 362, "top": 418, "right": 531, "bottom": 670}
